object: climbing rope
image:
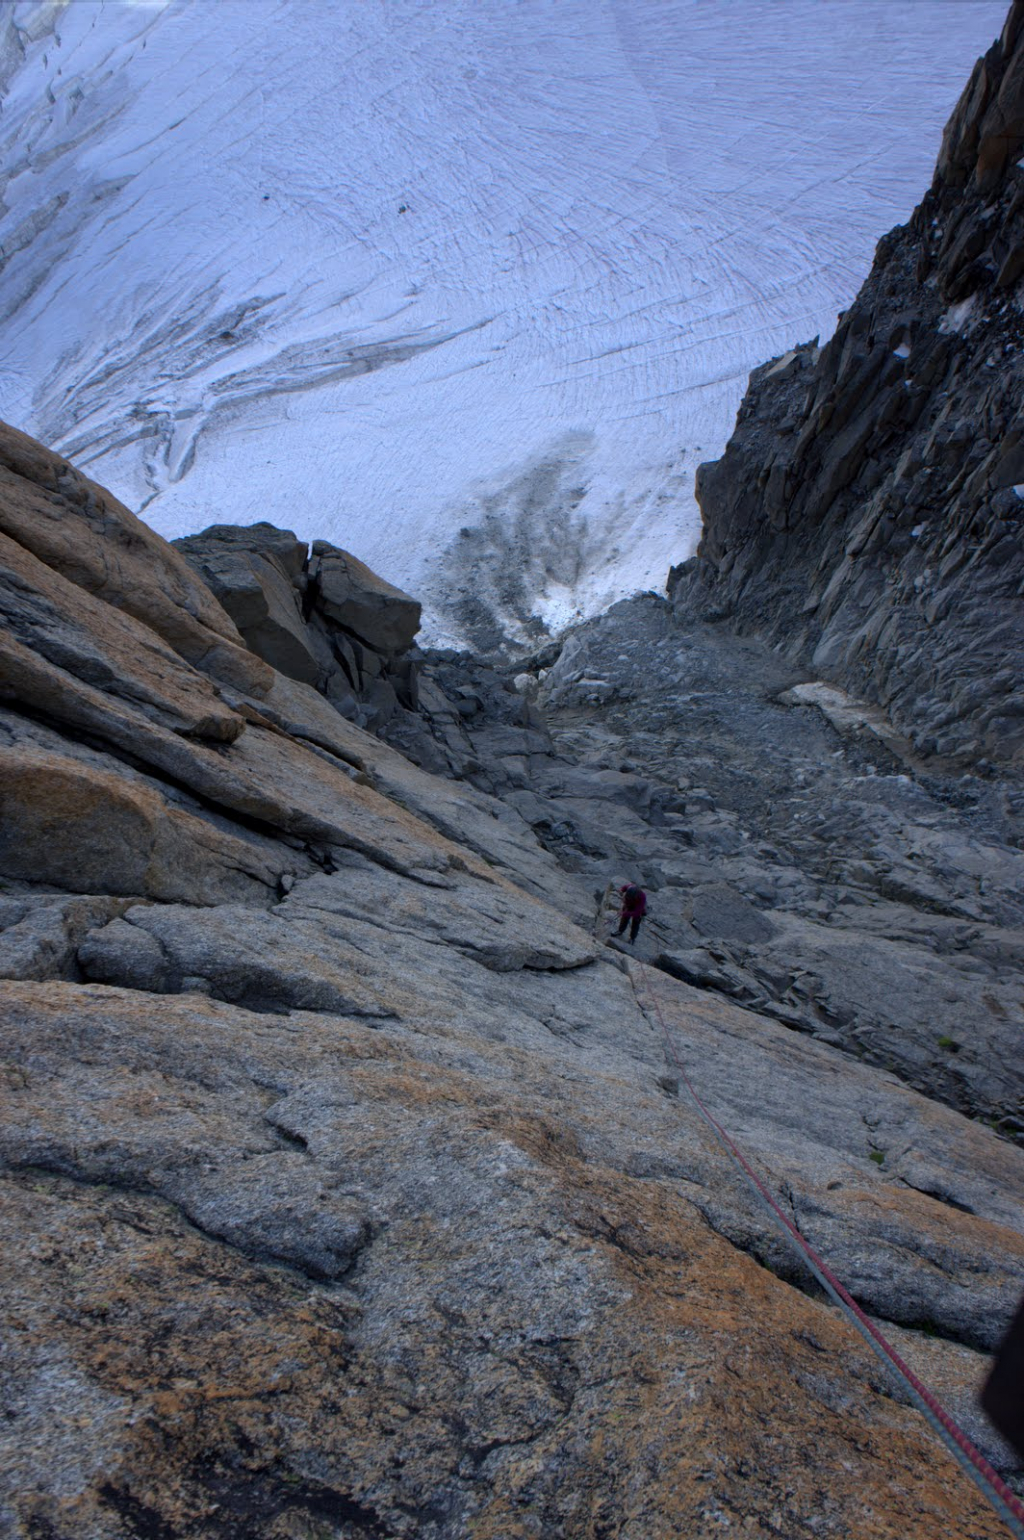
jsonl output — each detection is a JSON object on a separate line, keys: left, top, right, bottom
{"left": 626, "top": 949, "right": 1024, "bottom": 1540}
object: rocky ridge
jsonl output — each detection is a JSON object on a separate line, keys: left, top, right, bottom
{"left": 0, "top": 403, "right": 1023, "bottom": 1539}
{"left": 670, "top": 2, "right": 1024, "bottom": 773}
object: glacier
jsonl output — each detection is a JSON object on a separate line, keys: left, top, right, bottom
{"left": 0, "top": 0, "right": 1010, "bottom": 646}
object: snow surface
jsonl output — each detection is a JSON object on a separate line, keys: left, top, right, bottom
{"left": 0, "top": 0, "right": 1009, "bottom": 647}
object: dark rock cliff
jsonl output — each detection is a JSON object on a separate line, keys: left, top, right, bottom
{"left": 671, "top": 2, "right": 1024, "bottom": 772}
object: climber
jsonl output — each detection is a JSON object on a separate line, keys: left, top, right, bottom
{"left": 617, "top": 882, "right": 647, "bottom": 944}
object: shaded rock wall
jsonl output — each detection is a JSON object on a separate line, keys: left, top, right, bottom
{"left": 671, "top": 3, "right": 1024, "bottom": 772}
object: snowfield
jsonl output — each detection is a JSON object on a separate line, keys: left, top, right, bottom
{"left": 0, "top": 0, "right": 1009, "bottom": 647}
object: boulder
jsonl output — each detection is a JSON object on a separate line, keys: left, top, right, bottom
{"left": 174, "top": 523, "right": 327, "bottom": 686}
{"left": 310, "top": 540, "right": 421, "bottom": 657}
{"left": 174, "top": 523, "right": 425, "bottom": 719}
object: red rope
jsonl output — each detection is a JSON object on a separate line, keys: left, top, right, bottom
{"left": 632, "top": 956, "right": 1024, "bottom": 1539}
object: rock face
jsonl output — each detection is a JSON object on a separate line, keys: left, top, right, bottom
{"left": 670, "top": 3, "right": 1024, "bottom": 772}
{"left": 174, "top": 522, "right": 422, "bottom": 731}
{"left": 1, "top": 413, "right": 1023, "bottom": 1537}
{"left": 0, "top": 424, "right": 269, "bottom": 697}
{"left": 419, "top": 595, "right": 1024, "bottom": 1145}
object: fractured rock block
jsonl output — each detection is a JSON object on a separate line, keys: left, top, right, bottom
{"left": 310, "top": 541, "right": 421, "bottom": 658}
{"left": 0, "top": 895, "right": 128, "bottom": 982}
{"left": 175, "top": 524, "right": 327, "bottom": 686}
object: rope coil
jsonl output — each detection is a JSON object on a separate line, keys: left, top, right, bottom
{"left": 629, "top": 953, "right": 1024, "bottom": 1540}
